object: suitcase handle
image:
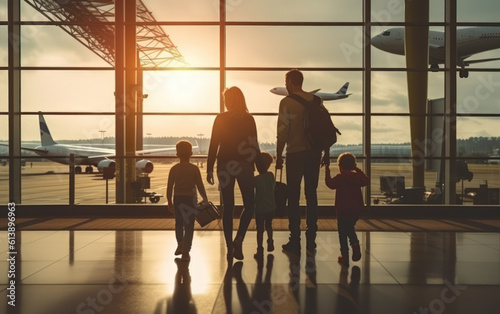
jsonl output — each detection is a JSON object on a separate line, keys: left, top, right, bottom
{"left": 275, "top": 168, "right": 283, "bottom": 183}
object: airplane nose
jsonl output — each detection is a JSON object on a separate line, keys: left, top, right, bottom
{"left": 371, "top": 35, "right": 382, "bottom": 49}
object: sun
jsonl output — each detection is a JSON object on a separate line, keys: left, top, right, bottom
{"left": 143, "top": 70, "right": 219, "bottom": 112}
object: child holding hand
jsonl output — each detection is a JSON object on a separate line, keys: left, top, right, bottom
{"left": 325, "top": 152, "right": 369, "bottom": 266}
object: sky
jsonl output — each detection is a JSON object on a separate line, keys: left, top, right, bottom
{"left": 1, "top": 0, "right": 500, "bottom": 147}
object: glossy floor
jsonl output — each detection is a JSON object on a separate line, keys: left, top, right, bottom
{"left": 1, "top": 230, "right": 499, "bottom": 314}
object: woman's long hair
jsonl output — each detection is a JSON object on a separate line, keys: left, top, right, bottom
{"left": 223, "top": 86, "right": 248, "bottom": 113}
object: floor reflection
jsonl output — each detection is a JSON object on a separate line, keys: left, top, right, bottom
{"left": 1, "top": 230, "right": 499, "bottom": 314}
{"left": 154, "top": 259, "right": 197, "bottom": 314}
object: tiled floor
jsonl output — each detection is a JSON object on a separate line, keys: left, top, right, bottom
{"left": 1, "top": 230, "right": 499, "bottom": 314}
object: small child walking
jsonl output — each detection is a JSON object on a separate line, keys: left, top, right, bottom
{"left": 325, "top": 152, "right": 369, "bottom": 266}
{"left": 254, "top": 152, "right": 276, "bottom": 259}
{"left": 167, "top": 140, "right": 209, "bottom": 262}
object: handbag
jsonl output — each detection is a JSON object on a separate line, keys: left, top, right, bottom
{"left": 195, "top": 201, "right": 221, "bottom": 227}
{"left": 274, "top": 168, "right": 288, "bottom": 217}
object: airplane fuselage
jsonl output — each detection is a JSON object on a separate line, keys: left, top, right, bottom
{"left": 371, "top": 27, "right": 500, "bottom": 66}
{"left": 34, "top": 144, "right": 113, "bottom": 166}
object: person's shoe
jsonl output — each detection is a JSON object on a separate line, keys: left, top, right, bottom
{"left": 282, "top": 241, "right": 301, "bottom": 256}
{"left": 338, "top": 255, "right": 349, "bottom": 267}
{"left": 181, "top": 252, "right": 190, "bottom": 262}
{"left": 351, "top": 243, "right": 361, "bottom": 262}
{"left": 232, "top": 261, "right": 243, "bottom": 280}
{"left": 267, "top": 239, "right": 274, "bottom": 252}
{"left": 254, "top": 246, "right": 264, "bottom": 259}
{"left": 233, "top": 237, "right": 244, "bottom": 260}
{"left": 351, "top": 266, "right": 361, "bottom": 283}
{"left": 174, "top": 242, "right": 183, "bottom": 255}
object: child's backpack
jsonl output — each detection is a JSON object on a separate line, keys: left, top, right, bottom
{"left": 288, "top": 93, "right": 341, "bottom": 150}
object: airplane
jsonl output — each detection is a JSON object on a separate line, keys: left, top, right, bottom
{"left": 371, "top": 27, "right": 500, "bottom": 78}
{"left": 270, "top": 82, "right": 352, "bottom": 101}
{"left": 1, "top": 113, "right": 196, "bottom": 174}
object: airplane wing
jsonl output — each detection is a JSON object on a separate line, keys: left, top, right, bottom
{"left": 309, "top": 89, "right": 321, "bottom": 94}
{"left": 136, "top": 147, "right": 176, "bottom": 155}
{"left": 463, "top": 57, "right": 500, "bottom": 66}
{"left": 136, "top": 141, "right": 199, "bottom": 155}
{"left": 0, "top": 143, "right": 49, "bottom": 155}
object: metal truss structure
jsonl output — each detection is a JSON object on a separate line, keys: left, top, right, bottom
{"left": 24, "top": 0, "right": 186, "bottom": 67}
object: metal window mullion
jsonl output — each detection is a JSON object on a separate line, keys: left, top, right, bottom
{"left": 363, "top": 0, "right": 372, "bottom": 208}
{"left": 8, "top": 0, "right": 21, "bottom": 203}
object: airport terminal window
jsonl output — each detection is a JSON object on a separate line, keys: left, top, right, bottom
{"left": 20, "top": 26, "right": 111, "bottom": 68}
{"left": 5, "top": 0, "right": 500, "bottom": 207}
{"left": 143, "top": 70, "right": 220, "bottom": 113}
{"left": 143, "top": 0, "right": 219, "bottom": 22}
{"left": 370, "top": 72, "right": 410, "bottom": 113}
{"left": 155, "top": 26, "right": 219, "bottom": 68}
{"left": 457, "top": 0, "right": 500, "bottom": 23}
{"left": 0, "top": 163, "right": 7, "bottom": 204}
{"left": 0, "top": 71, "right": 6, "bottom": 112}
{"left": 226, "top": 27, "right": 363, "bottom": 68}
{"left": 226, "top": 71, "right": 363, "bottom": 113}
{"left": 371, "top": 0, "right": 443, "bottom": 23}
{"left": 456, "top": 72, "right": 500, "bottom": 114}
{"left": 0, "top": 0, "right": 6, "bottom": 21}
{"left": 226, "top": 0, "right": 362, "bottom": 22}
{"left": 21, "top": 70, "right": 115, "bottom": 112}
{"left": 0, "top": 26, "right": 6, "bottom": 67}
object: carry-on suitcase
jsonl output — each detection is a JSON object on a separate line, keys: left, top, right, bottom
{"left": 274, "top": 168, "right": 288, "bottom": 217}
{"left": 195, "top": 201, "right": 221, "bottom": 227}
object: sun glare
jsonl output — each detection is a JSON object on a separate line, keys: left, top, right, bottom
{"left": 144, "top": 71, "right": 218, "bottom": 113}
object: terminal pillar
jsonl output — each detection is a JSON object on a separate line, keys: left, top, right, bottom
{"left": 8, "top": 0, "right": 21, "bottom": 204}
{"left": 405, "top": 0, "right": 429, "bottom": 188}
{"left": 115, "top": 0, "right": 138, "bottom": 203}
{"left": 124, "top": 0, "right": 138, "bottom": 203}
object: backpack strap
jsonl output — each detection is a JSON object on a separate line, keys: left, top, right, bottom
{"left": 287, "top": 93, "right": 319, "bottom": 108}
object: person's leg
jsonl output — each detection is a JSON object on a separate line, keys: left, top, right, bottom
{"left": 235, "top": 163, "right": 255, "bottom": 242}
{"left": 337, "top": 218, "right": 349, "bottom": 258}
{"left": 255, "top": 213, "right": 264, "bottom": 248}
{"left": 345, "top": 219, "right": 359, "bottom": 246}
{"left": 232, "top": 163, "right": 255, "bottom": 260}
{"left": 174, "top": 196, "right": 184, "bottom": 255}
{"left": 181, "top": 196, "right": 197, "bottom": 257}
{"left": 304, "top": 149, "right": 321, "bottom": 251}
{"left": 218, "top": 169, "right": 236, "bottom": 252}
{"left": 255, "top": 213, "right": 264, "bottom": 258}
{"left": 285, "top": 151, "right": 306, "bottom": 249}
{"left": 346, "top": 219, "right": 361, "bottom": 261}
{"left": 265, "top": 213, "right": 274, "bottom": 252}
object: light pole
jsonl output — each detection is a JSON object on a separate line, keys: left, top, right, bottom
{"left": 99, "top": 130, "right": 106, "bottom": 145}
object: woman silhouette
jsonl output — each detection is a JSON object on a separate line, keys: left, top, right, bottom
{"left": 207, "top": 86, "right": 262, "bottom": 261}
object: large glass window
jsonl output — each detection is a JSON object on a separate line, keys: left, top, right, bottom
{"left": 4, "top": 0, "right": 500, "bottom": 208}
{"left": 0, "top": 26, "right": 6, "bottom": 67}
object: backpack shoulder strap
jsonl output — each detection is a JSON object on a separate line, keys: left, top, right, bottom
{"left": 287, "top": 93, "right": 319, "bottom": 107}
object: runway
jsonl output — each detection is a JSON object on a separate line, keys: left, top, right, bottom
{"left": 1, "top": 161, "right": 498, "bottom": 205}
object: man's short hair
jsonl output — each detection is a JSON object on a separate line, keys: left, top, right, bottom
{"left": 286, "top": 69, "right": 303, "bottom": 87}
{"left": 176, "top": 140, "right": 192, "bottom": 159}
{"left": 338, "top": 152, "right": 356, "bottom": 170}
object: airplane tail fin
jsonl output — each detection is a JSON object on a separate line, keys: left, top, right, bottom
{"left": 39, "top": 113, "right": 57, "bottom": 146}
{"left": 337, "top": 82, "right": 350, "bottom": 95}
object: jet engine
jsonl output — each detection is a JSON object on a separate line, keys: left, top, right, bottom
{"left": 97, "top": 160, "right": 116, "bottom": 173}
{"left": 136, "top": 159, "right": 154, "bottom": 174}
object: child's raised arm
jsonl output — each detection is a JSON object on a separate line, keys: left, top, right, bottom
{"left": 354, "top": 166, "right": 370, "bottom": 187}
{"left": 324, "top": 165, "right": 337, "bottom": 190}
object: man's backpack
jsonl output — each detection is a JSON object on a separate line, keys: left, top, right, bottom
{"left": 288, "top": 93, "right": 341, "bottom": 150}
